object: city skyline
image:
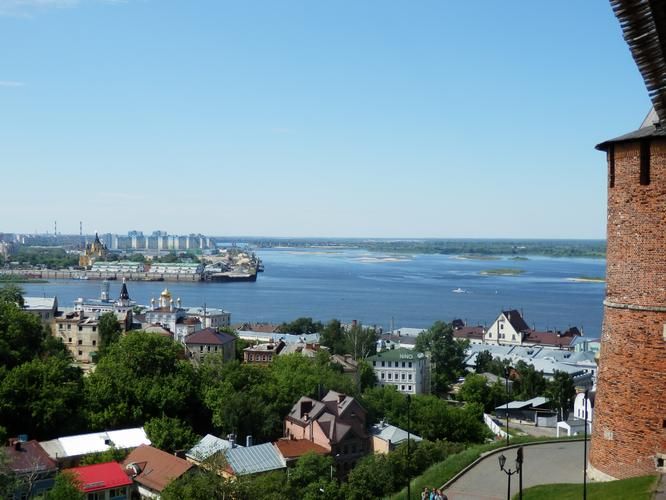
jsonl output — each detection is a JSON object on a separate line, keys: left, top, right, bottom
{"left": 0, "top": 0, "right": 650, "bottom": 238}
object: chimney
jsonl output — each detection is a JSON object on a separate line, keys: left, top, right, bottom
{"left": 246, "top": 435, "right": 253, "bottom": 447}
{"left": 301, "top": 401, "right": 313, "bottom": 416}
{"left": 338, "top": 393, "right": 346, "bottom": 404}
{"left": 227, "top": 433, "right": 236, "bottom": 448}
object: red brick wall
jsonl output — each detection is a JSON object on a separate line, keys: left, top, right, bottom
{"left": 590, "top": 138, "right": 666, "bottom": 479}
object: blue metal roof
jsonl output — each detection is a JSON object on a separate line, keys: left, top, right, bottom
{"left": 224, "top": 443, "right": 285, "bottom": 476}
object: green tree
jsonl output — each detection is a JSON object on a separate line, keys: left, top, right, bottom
{"left": 547, "top": 371, "right": 576, "bottom": 420}
{"left": 44, "top": 471, "right": 84, "bottom": 500}
{"left": 288, "top": 452, "right": 334, "bottom": 492}
{"left": 144, "top": 416, "right": 198, "bottom": 453}
{"left": 475, "top": 350, "right": 493, "bottom": 373}
{"left": 279, "top": 317, "right": 323, "bottom": 335}
{"left": 161, "top": 469, "right": 229, "bottom": 500}
{"left": 0, "top": 356, "right": 84, "bottom": 439}
{"left": 357, "top": 359, "right": 376, "bottom": 391}
{"left": 84, "top": 332, "right": 200, "bottom": 429}
{"left": 0, "top": 302, "right": 45, "bottom": 368}
{"left": 458, "top": 373, "right": 491, "bottom": 409}
{"left": 344, "top": 325, "right": 377, "bottom": 360}
{"left": 79, "top": 447, "right": 128, "bottom": 466}
{"left": 343, "top": 453, "right": 394, "bottom": 500}
{"left": 320, "top": 319, "right": 346, "bottom": 355}
{"left": 98, "top": 312, "right": 122, "bottom": 356}
{"left": 415, "top": 321, "right": 469, "bottom": 394}
{"left": 513, "top": 361, "right": 547, "bottom": 400}
{"left": 0, "top": 284, "right": 24, "bottom": 308}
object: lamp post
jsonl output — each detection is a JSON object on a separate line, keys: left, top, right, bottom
{"left": 498, "top": 447, "right": 523, "bottom": 500}
{"left": 406, "top": 394, "right": 412, "bottom": 500}
{"left": 505, "top": 366, "right": 511, "bottom": 446}
{"left": 583, "top": 389, "right": 589, "bottom": 500}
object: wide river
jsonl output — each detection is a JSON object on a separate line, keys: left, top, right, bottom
{"left": 22, "top": 248, "right": 606, "bottom": 337}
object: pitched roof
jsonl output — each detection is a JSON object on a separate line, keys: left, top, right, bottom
{"left": 184, "top": 328, "right": 235, "bottom": 346}
{"left": 370, "top": 422, "right": 423, "bottom": 445}
{"left": 119, "top": 282, "right": 130, "bottom": 301}
{"left": 3, "top": 440, "right": 56, "bottom": 475}
{"left": 185, "top": 434, "right": 235, "bottom": 463}
{"left": 223, "top": 443, "right": 285, "bottom": 476}
{"left": 68, "top": 462, "right": 132, "bottom": 493}
{"left": 274, "top": 439, "right": 329, "bottom": 460}
{"left": 123, "top": 445, "right": 192, "bottom": 493}
{"left": 502, "top": 310, "right": 530, "bottom": 332}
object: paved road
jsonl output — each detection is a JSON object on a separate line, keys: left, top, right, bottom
{"left": 442, "top": 441, "right": 586, "bottom": 500}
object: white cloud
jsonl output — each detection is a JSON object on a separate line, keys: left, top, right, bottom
{"left": 0, "top": 80, "right": 24, "bottom": 87}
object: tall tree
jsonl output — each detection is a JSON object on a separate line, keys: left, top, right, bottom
{"left": 344, "top": 325, "right": 376, "bottom": 360}
{"left": 44, "top": 472, "right": 84, "bottom": 500}
{"left": 144, "top": 416, "right": 198, "bottom": 453}
{"left": 547, "top": 370, "right": 576, "bottom": 420}
{"left": 97, "top": 312, "right": 122, "bottom": 356}
{"left": 320, "top": 319, "right": 346, "bottom": 354}
{"left": 474, "top": 350, "right": 493, "bottom": 373}
{"left": 280, "top": 317, "right": 323, "bottom": 335}
{"left": 415, "top": 321, "right": 469, "bottom": 394}
{"left": 84, "top": 332, "right": 199, "bottom": 429}
{"left": 513, "top": 360, "right": 547, "bottom": 401}
{"left": 0, "top": 284, "right": 24, "bottom": 308}
{"left": 0, "top": 356, "right": 85, "bottom": 439}
{"left": 0, "top": 302, "right": 45, "bottom": 368}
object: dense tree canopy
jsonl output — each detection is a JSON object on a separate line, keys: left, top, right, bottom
{"left": 0, "top": 302, "right": 46, "bottom": 368}
{"left": 414, "top": 321, "right": 468, "bottom": 394}
{"left": 97, "top": 311, "right": 122, "bottom": 356}
{"left": 84, "top": 332, "right": 200, "bottom": 429}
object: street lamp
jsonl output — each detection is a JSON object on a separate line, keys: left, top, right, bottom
{"left": 505, "top": 366, "right": 511, "bottom": 446}
{"left": 406, "top": 394, "right": 412, "bottom": 500}
{"left": 583, "top": 389, "right": 589, "bottom": 500}
{"left": 498, "top": 447, "right": 523, "bottom": 500}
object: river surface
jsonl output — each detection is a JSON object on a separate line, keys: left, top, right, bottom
{"left": 22, "top": 248, "right": 606, "bottom": 336}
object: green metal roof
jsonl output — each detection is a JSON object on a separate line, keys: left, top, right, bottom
{"left": 368, "top": 348, "right": 425, "bottom": 362}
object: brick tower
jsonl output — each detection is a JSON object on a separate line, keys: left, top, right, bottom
{"left": 588, "top": 0, "right": 666, "bottom": 480}
{"left": 589, "top": 119, "right": 666, "bottom": 479}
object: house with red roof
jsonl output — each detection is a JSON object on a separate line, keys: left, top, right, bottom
{"left": 183, "top": 327, "right": 236, "bottom": 364}
{"left": 484, "top": 310, "right": 581, "bottom": 349}
{"left": 67, "top": 462, "right": 132, "bottom": 500}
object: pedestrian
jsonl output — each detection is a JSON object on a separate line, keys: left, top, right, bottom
{"left": 421, "top": 487, "right": 430, "bottom": 500}
{"left": 429, "top": 488, "right": 437, "bottom": 500}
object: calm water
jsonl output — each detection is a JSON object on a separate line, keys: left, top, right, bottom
{"left": 22, "top": 248, "right": 606, "bottom": 336}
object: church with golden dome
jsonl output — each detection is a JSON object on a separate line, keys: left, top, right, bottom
{"left": 79, "top": 233, "right": 108, "bottom": 268}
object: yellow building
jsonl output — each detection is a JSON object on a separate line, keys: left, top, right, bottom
{"left": 79, "top": 233, "right": 108, "bottom": 268}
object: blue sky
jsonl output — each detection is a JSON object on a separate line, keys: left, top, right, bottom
{"left": 0, "top": 0, "right": 650, "bottom": 238}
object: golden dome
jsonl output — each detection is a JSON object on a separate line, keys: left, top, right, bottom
{"left": 160, "top": 288, "right": 171, "bottom": 298}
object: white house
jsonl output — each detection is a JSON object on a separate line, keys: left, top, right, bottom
{"left": 367, "top": 348, "right": 429, "bottom": 394}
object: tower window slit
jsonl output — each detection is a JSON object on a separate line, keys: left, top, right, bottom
{"left": 640, "top": 140, "right": 650, "bottom": 185}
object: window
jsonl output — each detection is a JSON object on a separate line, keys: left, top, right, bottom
{"left": 402, "top": 361, "right": 406, "bottom": 367}
{"left": 372, "top": 361, "right": 376, "bottom": 366}
{"left": 78, "top": 326, "right": 82, "bottom": 332}
{"left": 68, "top": 338, "right": 72, "bottom": 343}
{"left": 408, "top": 362, "right": 412, "bottom": 368}
{"left": 388, "top": 373, "right": 392, "bottom": 380}
{"left": 78, "top": 340, "right": 83, "bottom": 345}
{"left": 401, "top": 373, "right": 405, "bottom": 380}
{"left": 92, "top": 340, "right": 96, "bottom": 346}
{"left": 408, "top": 385, "right": 412, "bottom": 391}
{"left": 59, "top": 324, "right": 63, "bottom": 329}
{"left": 512, "top": 334, "right": 516, "bottom": 340}
{"left": 381, "top": 361, "right": 385, "bottom": 367}
{"left": 500, "top": 323, "right": 504, "bottom": 330}
{"left": 401, "top": 385, "right": 405, "bottom": 390}
{"left": 381, "top": 373, "right": 385, "bottom": 380}
{"left": 78, "top": 350, "right": 83, "bottom": 356}
{"left": 200, "top": 346, "right": 204, "bottom": 352}
{"left": 92, "top": 326, "right": 97, "bottom": 332}
{"left": 67, "top": 324, "right": 71, "bottom": 330}
{"left": 408, "top": 374, "right": 412, "bottom": 380}
{"left": 207, "top": 346, "right": 211, "bottom": 352}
